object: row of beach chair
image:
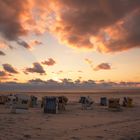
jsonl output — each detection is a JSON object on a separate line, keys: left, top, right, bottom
{"left": 0, "top": 94, "right": 133, "bottom": 114}
{"left": 79, "top": 96, "right": 133, "bottom": 111}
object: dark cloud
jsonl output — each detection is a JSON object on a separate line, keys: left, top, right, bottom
{"left": 0, "top": 0, "right": 139, "bottom": 52}
{"left": 42, "top": 58, "right": 56, "bottom": 66}
{"left": 51, "top": 0, "right": 140, "bottom": 52}
{"left": 111, "top": 11, "right": 140, "bottom": 52}
{"left": 0, "top": 0, "right": 52, "bottom": 50}
{"left": 0, "top": 78, "right": 139, "bottom": 91}
{"left": 24, "top": 62, "right": 46, "bottom": 74}
{"left": 0, "top": 1, "right": 43, "bottom": 49}
{"left": 17, "top": 39, "right": 31, "bottom": 49}
{"left": 0, "top": 50, "right": 5, "bottom": 55}
{"left": 94, "top": 63, "right": 111, "bottom": 71}
{"left": 0, "top": 0, "right": 29, "bottom": 41}
{"left": 2, "top": 64, "right": 19, "bottom": 74}
{"left": 0, "top": 70, "right": 7, "bottom": 77}
{"left": 29, "top": 78, "right": 47, "bottom": 84}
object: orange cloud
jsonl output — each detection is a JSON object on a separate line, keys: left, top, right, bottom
{"left": 0, "top": 70, "right": 13, "bottom": 81}
{"left": 0, "top": 0, "right": 140, "bottom": 53}
{"left": 0, "top": 0, "right": 49, "bottom": 48}
{"left": 48, "top": 0, "right": 140, "bottom": 53}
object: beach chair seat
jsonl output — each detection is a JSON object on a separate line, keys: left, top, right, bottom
{"left": 108, "top": 98, "right": 121, "bottom": 111}
{"left": 79, "top": 97, "right": 86, "bottom": 103}
{"left": 58, "top": 96, "right": 68, "bottom": 111}
{"left": 0, "top": 95, "right": 8, "bottom": 104}
{"left": 44, "top": 96, "right": 58, "bottom": 114}
{"left": 80, "top": 96, "right": 94, "bottom": 110}
{"left": 100, "top": 97, "right": 107, "bottom": 106}
{"left": 10, "top": 94, "right": 30, "bottom": 113}
{"left": 30, "top": 96, "right": 38, "bottom": 107}
{"left": 5, "top": 95, "right": 16, "bottom": 108}
{"left": 123, "top": 97, "right": 133, "bottom": 107}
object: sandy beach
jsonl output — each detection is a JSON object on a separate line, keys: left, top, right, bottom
{"left": 0, "top": 92, "right": 140, "bottom": 140}
{"left": 0, "top": 0, "right": 140, "bottom": 139}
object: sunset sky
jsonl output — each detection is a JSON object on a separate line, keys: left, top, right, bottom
{"left": 0, "top": 0, "right": 140, "bottom": 90}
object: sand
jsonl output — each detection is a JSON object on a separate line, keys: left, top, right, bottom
{"left": 0, "top": 93, "right": 140, "bottom": 140}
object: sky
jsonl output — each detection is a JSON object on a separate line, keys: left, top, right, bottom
{"left": 0, "top": 0, "right": 140, "bottom": 91}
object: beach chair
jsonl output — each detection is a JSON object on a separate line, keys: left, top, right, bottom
{"left": 11, "top": 94, "right": 30, "bottom": 113}
{"left": 122, "top": 97, "right": 133, "bottom": 107}
{"left": 5, "top": 95, "right": 16, "bottom": 108}
{"left": 41, "top": 97, "right": 45, "bottom": 108}
{"left": 108, "top": 98, "right": 121, "bottom": 111}
{"left": 44, "top": 96, "right": 58, "bottom": 114}
{"left": 80, "top": 96, "right": 94, "bottom": 110}
{"left": 29, "top": 96, "right": 38, "bottom": 107}
{"left": 79, "top": 96, "right": 86, "bottom": 103}
{"left": 100, "top": 97, "right": 107, "bottom": 106}
{"left": 0, "top": 95, "right": 8, "bottom": 104}
{"left": 58, "top": 96, "right": 68, "bottom": 111}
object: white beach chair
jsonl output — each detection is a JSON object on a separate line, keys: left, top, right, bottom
{"left": 10, "top": 94, "right": 30, "bottom": 113}
{"left": 80, "top": 96, "right": 94, "bottom": 110}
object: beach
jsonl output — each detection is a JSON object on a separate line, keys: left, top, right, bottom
{"left": 0, "top": 92, "right": 140, "bottom": 140}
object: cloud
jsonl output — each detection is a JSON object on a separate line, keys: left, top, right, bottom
{"left": 94, "top": 63, "right": 111, "bottom": 71}
{"left": 17, "top": 39, "right": 42, "bottom": 49}
{"left": 0, "top": 41, "right": 8, "bottom": 48}
{"left": 85, "top": 58, "right": 94, "bottom": 69}
{"left": 0, "top": 78, "right": 139, "bottom": 91}
{"left": 85, "top": 58, "right": 93, "bottom": 65}
{"left": 0, "top": 70, "right": 12, "bottom": 80}
{"left": 0, "top": 0, "right": 32, "bottom": 49}
{"left": 0, "top": 70, "right": 7, "bottom": 77}
{"left": 17, "top": 39, "right": 31, "bottom": 49}
{"left": 0, "top": 50, "right": 5, "bottom": 56}
{"left": 25, "top": 40, "right": 43, "bottom": 50}
{"left": 24, "top": 62, "right": 46, "bottom": 74}
{"left": 48, "top": 0, "right": 140, "bottom": 53}
{"left": 0, "top": 40, "right": 14, "bottom": 49}
{"left": 0, "top": 0, "right": 47, "bottom": 48}
{"left": 13, "top": 78, "right": 18, "bottom": 81}
{"left": 30, "top": 40, "right": 42, "bottom": 46}
{"left": 28, "top": 78, "right": 47, "bottom": 84}
{"left": 2, "top": 64, "right": 19, "bottom": 74}
{"left": 0, "top": 0, "right": 30, "bottom": 41}
{"left": 0, "top": 1, "right": 139, "bottom": 53}
{"left": 42, "top": 58, "right": 56, "bottom": 66}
